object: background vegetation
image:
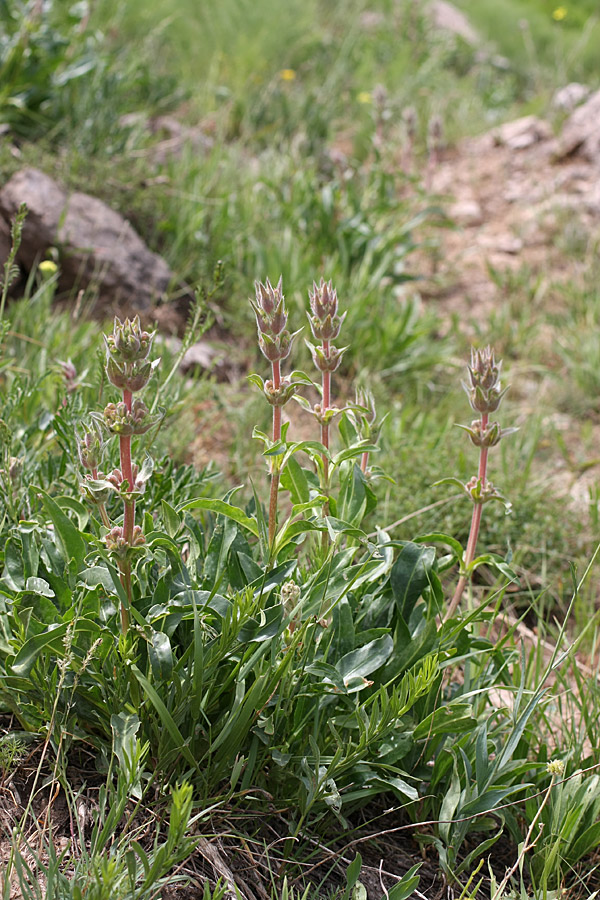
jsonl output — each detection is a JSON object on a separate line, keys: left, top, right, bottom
{"left": 1, "top": 0, "right": 600, "bottom": 897}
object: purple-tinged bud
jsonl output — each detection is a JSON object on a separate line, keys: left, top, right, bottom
{"left": 125, "top": 360, "right": 153, "bottom": 393}
{"left": 308, "top": 311, "right": 346, "bottom": 342}
{"left": 106, "top": 356, "right": 128, "bottom": 390}
{"left": 8, "top": 456, "right": 23, "bottom": 484}
{"left": 105, "top": 524, "right": 146, "bottom": 559}
{"left": 78, "top": 424, "right": 104, "bottom": 470}
{"left": 80, "top": 474, "right": 111, "bottom": 505}
{"left": 269, "top": 300, "right": 288, "bottom": 336}
{"left": 306, "top": 340, "right": 347, "bottom": 373}
{"left": 254, "top": 277, "right": 282, "bottom": 316}
{"left": 464, "top": 476, "right": 505, "bottom": 505}
{"left": 263, "top": 377, "right": 298, "bottom": 407}
{"left": 308, "top": 279, "right": 338, "bottom": 322}
{"left": 58, "top": 359, "right": 78, "bottom": 393}
{"left": 105, "top": 316, "right": 155, "bottom": 363}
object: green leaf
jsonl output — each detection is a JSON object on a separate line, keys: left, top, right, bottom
{"left": 414, "top": 702, "right": 476, "bottom": 740}
{"left": 338, "top": 464, "right": 367, "bottom": 527}
{"left": 179, "top": 498, "right": 258, "bottom": 537}
{"left": 459, "top": 784, "right": 528, "bottom": 817}
{"left": 385, "top": 864, "right": 421, "bottom": 900}
{"left": 332, "top": 442, "right": 378, "bottom": 466}
{"left": 337, "top": 635, "right": 394, "bottom": 689}
{"left": 280, "top": 456, "right": 310, "bottom": 505}
{"left": 79, "top": 566, "right": 117, "bottom": 593}
{"left": 40, "top": 490, "right": 86, "bottom": 573}
{"left": 24, "top": 576, "right": 54, "bottom": 598}
{"left": 130, "top": 665, "right": 198, "bottom": 771}
{"left": 148, "top": 631, "right": 173, "bottom": 681}
{"left": 11, "top": 619, "right": 100, "bottom": 677}
{"left": 414, "top": 532, "right": 464, "bottom": 563}
{"left": 390, "top": 542, "right": 436, "bottom": 621}
{"left": 161, "top": 500, "right": 182, "bottom": 539}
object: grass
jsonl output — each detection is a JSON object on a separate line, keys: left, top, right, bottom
{"left": 2, "top": 0, "right": 600, "bottom": 897}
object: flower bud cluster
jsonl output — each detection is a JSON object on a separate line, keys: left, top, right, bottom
{"left": 306, "top": 279, "right": 347, "bottom": 373}
{"left": 464, "top": 346, "right": 508, "bottom": 415}
{"left": 58, "top": 359, "right": 79, "bottom": 394}
{"left": 251, "top": 278, "right": 298, "bottom": 364}
{"left": 78, "top": 422, "right": 104, "bottom": 471}
{"left": 263, "top": 377, "right": 298, "bottom": 408}
{"left": 352, "top": 387, "right": 382, "bottom": 443}
{"left": 307, "top": 343, "right": 346, "bottom": 374}
{"left": 105, "top": 524, "right": 146, "bottom": 559}
{"left": 460, "top": 419, "right": 502, "bottom": 448}
{"left": 464, "top": 476, "right": 503, "bottom": 505}
{"left": 103, "top": 399, "right": 156, "bottom": 436}
{"left": 104, "top": 316, "right": 157, "bottom": 394}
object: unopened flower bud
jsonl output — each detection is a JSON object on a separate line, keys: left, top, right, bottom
{"left": 78, "top": 424, "right": 103, "bottom": 470}
{"left": 306, "top": 341, "right": 347, "bottom": 373}
{"left": 281, "top": 580, "right": 301, "bottom": 612}
{"left": 58, "top": 359, "right": 78, "bottom": 393}
{"left": 105, "top": 524, "right": 146, "bottom": 558}
{"left": 8, "top": 456, "right": 23, "bottom": 484}
{"left": 105, "top": 316, "right": 155, "bottom": 363}
{"left": 263, "top": 377, "right": 297, "bottom": 407}
{"left": 308, "top": 279, "right": 338, "bottom": 322}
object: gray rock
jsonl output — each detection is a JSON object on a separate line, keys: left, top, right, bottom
{"left": 0, "top": 168, "right": 173, "bottom": 311}
{"left": 449, "top": 199, "right": 483, "bottom": 227}
{"left": 429, "top": 1, "right": 481, "bottom": 46}
{"left": 492, "top": 115, "right": 551, "bottom": 150}
{"left": 554, "top": 89, "right": 600, "bottom": 162}
{"left": 552, "top": 83, "right": 591, "bottom": 112}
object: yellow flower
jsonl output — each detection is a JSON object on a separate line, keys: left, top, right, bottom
{"left": 38, "top": 260, "right": 58, "bottom": 278}
{"left": 546, "top": 758, "right": 565, "bottom": 776}
{"left": 279, "top": 69, "right": 296, "bottom": 82}
{"left": 357, "top": 91, "right": 372, "bottom": 104}
{"left": 552, "top": 6, "right": 567, "bottom": 20}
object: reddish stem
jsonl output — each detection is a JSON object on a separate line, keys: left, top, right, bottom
{"left": 446, "top": 413, "right": 489, "bottom": 620}
{"left": 321, "top": 340, "right": 330, "bottom": 484}
{"left": 268, "top": 360, "right": 282, "bottom": 551}
{"left": 360, "top": 451, "right": 369, "bottom": 474}
{"left": 118, "top": 386, "right": 135, "bottom": 632}
{"left": 120, "top": 435, "right": 135, "bottom": 545}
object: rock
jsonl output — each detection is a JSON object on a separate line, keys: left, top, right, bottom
{"left": 0, "top": 168, "right": 173, "bottom": 311}
{"left": 554, "top": 89, "right": 600, "bottom": 162}
{"left": 180, "top": 340, "right": 219, "bottom": 374}
{"left": 429, "top": 0, "right": 481, "bottom": 46}
{"left": 492, "top": 115, "right": 551, "bottom": 150}
{"left": 552, "top": 83, "right": 591, "bottom": 112}
{"left": 449, "top": 199, "right": 483, "bottom": 227}
{"left": 478, "top": 233, "right": 523, "bottom": 254}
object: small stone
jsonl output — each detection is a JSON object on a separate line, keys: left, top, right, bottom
{"left": 449, "top": 199, "right": 484, "bottom": 227}
{"left": 492, "top": 115, "right": 551, "bottom": 150}
{"left": 552, "top": 83, "right": 591, "bottom": 112}
{"left": 478, "top": 234, "right": 523, "bottom": 254}
{"left": 554, "top": 89, "right": 600, "bottom": 161}
{"left": 180, "top": 340, "right": 218, "bottom": 373}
